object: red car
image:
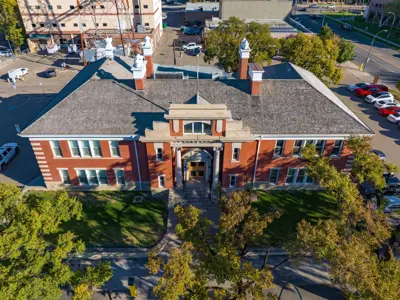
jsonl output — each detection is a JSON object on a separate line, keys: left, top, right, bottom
{"left": 354, "top": 84, "right": 388, "bottom": 97}
{"left": 379, "top": 106, "right": 400, "bottom": 116}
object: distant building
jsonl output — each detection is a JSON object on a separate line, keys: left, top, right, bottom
{"left": 16, "top": 0, "right": 163, "bottom": 52}
{"left": 185, "top": 3, "right": 219, "bottom": 24}
{"left": 219, "top": 0, "right": 295, "bottom": 21}
{"left": 364, "top": 0, "right": 399, "bottom": 27}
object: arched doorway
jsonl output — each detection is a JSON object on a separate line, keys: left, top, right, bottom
{"left": 181, "top": 148, "right": 213, "bottom": 183}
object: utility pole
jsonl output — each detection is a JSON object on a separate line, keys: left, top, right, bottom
{"left": 76, "top": 0, "right": 86, "bottom": 66}
{"left": 115, "top": 0, "right": 127, "bottom": 56}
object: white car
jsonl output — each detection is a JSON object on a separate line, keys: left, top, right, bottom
{"left": 348, "top": 82, "right": 370, "bottom": 92}
{"left": 387, "top": 112, "right": 400, "bottom": 124}
{"left": 365, "top": 92, "right": 393, "bottom": 104}
{"left": 182, "top": 43, "right": 202, "bottom": 51}
{"left": 0, "top": 143, "right": 20, "bottom": 171}
{"left": 7, "top": 68, "right": 29, "bottom": 81}
{"left": 374, "top": 100, "right": 398, "bottom": 109}
{"left": 328, "top": 5, "right": 336, "bottom": 9}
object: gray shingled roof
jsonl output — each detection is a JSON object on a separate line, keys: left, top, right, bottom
{"left": 21, "top": 62, "right": 372, "bottom": 136}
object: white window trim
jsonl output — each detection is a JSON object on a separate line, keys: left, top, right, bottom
{"left": 304, "top": 140, "right": 326, "bottom": 156}
{"left": 50, "top": 141, "right": 63, "bottom": 157}
{"left": 158, "top": 174, "right": 166, "bottom": 188}
{"left": 109, "top": 140, "right": 120, "bottom": 157}
{"left": 79, "top": 140, "right": 92, "bottom": 157}
{"left": 89, "top": 140, "right": 102, "bottom": 157}
{"left": 269, "top": 168, "right": 280, "bottom": 184}
{"left": 58, "top": 168, "right": 71, "bottom": 185}
{"left": 183, "top": 121, "right": 212, "bottom": 135}
{"left": 286, "top": 168, "right": 314, "bottom": 185}
{"left": 232, "top": 148, "right": 240, "bottom": 162}
{"left": 330, "top": 140, "right": 344, "bottom": 157}
{"left": 113, "top": 168, "right": 126, "bottom": 185}
{"left": 69, "top": 140, "right": 81, "bottom": 157}
{"left": 292, "top": 140, "right": 305, "bottom": 157}
{"left": 229, "top": 175, "right": 237, "bottom": 188}
{"left": 75, "top": 168, "right": 108, "bottom": 186}
{"left": 273, "top": 140, "right": 285, "bottom": 157}
{"left": 156, "top": 148, "right": 163, "bottom": 161}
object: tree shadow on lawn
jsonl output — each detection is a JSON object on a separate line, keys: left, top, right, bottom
{"left": 60, "top": 191, "right": 167, "bottom": 248}
{"left": 253, "top": 190, "right": 338, "bottom": 246}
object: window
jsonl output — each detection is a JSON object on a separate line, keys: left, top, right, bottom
{"left": 80, "top": 141, "right": 91, "bottom": 157}
{"left": 229, "top": 175, "right": 237, "bottom": 188}
{"left": 73, "top": 23, "right": 78, "bottom": 27}
{"left": 40, "top": 23, "right": 45, "bottom": 27}
{"left": 315, "top": 140, "right": 325, "bottom": 155}
{"left": 135, "top": 5, "right": 139, "bottom": 8}
{"left": 145, "top": 23, "right": 150, "bottom": 26}
{"left": 296, "top": 169, "right": 306, "bottom": 183}
{"left": 95, "top": 23, "right": 99, "bottom": 27}
{"left": 269, "top": 168, "right": 280, "bottom": 184}
{"left": 69, "top": 141, "right": 81, "bottom": 157}
{"left": 78, "top": 170, "right": 88, "bottom": 185}
{"left": 98, "top": 170, "right": 108, "bottom": 185}
{"left": 158, "top": 175, "right": 165, "bottom": 188}
{"left": 100, "top": 5, "right": 105, "bottom": 9}
{"left": 91, "top": 5, "right": 96, "bottom": 9}
{"left": 115, "top": 169, "right": 126, "bottom": 185}
{"left": 52, "top": 23, "right": 57, "bottom": 27}
{"left": 87, "top": 170, "right": 98, "bottom": 185}
{"left": 35, "top": 5, "right": 40, "bottom": 9}
{"left": 274, "top": 140, "right": 285, "bottom": 157}
{"left": 32, "top": 24, "right": 37, "bottom": 28}
{"left": 156, "top": 148, "right": 163, "bottom": 161}
{"left": 70, "top": 5, "right": 75, "bottom": 9}
{"left": 331, "top": 140, "right": 343, "bottom": 157}
{"left": 292, "top": 140, "right": 304, "bottom": 156}
{"left": 48, "top": 5, "right": 53, "bottom": 10}
{"left": 232, "top": 148, "right": 240, "bottom": 161}
{"left": 102, "top": 23, "right": 107, "bottom": 27}
{"left": 82, "top": 23, "right": 87, "bottom": 27}
{"left": 51, "top": 141, "right": 63, "bottom": 157}
{"left": 90, "top": 141, "right": 102, "bottom": 157}
{"left": 59, "top": 169, "right": 71, "bottom": 184}
{"left": 28, "top": 5, "right": 32, "bottom": 10}
{"left": 57, "top": 5, "right": 62, "bottom": 9}
{"left": 79, "top": 5, "right": 83, "bottom": 9}
{"left": 286, "top": 168, "right": 296, "bottom": 183}
{"left": 61, "top": 23, "right": 65, "bottom": 27}
{"left": 144, "top": 5, "right": 148, "bottom": 8}
{"left": 184, "top": 122, "right": 212, "bottom": 135}
{"left": 110, "top": 141, "right": 120, "bottom": 157}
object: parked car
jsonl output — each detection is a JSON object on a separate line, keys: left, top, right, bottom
{"left": 45, "top": 68, "right": 57, "bottom": 78}
{"left": 342, "top": 23, "right": 353, "bottom": 31}
{"left": 387, "top": 112, "right": 400, "bottom": 124}
{"left": 0, "top": 49, "right": 13, "bottom": 57}
{"left": 374, "top": 100, "right": 398, "bottom": 109}
{"left": 311, "top": 14, "right": 323, "bottom": 19}
{"left": 379, "top": 106, "right": 400, "bottom": 116}
{"left": 348, "top": 82, "right": 370, "bottom": 92}
{"left": 183, "top": 27, "right": 201, "bottom": 35}
{"left": 354, "top": 84, "right": 388, "bottom": 97}
{"left": 0, "top": 143, "right": 20, "bottom": 171}
{"left": 365, "top": 92, "right": 393, "bottom": 103}
{"left": 309, "top": 4, "right": 319, "bottom": 8}
{"left": 371, "top": 149, "right": 386, "bottom": 161}
{"left": 182, "top": 42, "right": 202, "bottom": 51}
{"left": 299, "top": 7, "right": 307, "bottom": 12}
{"left": 328, "top": 5, "right": 336, "bottom": 9}
{"left": 384, "top": 195, "right": 400, "bottom": 213}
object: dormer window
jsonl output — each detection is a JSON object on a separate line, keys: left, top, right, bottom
{"left": 183, "top": 122, "right": 212, "bottom": 135}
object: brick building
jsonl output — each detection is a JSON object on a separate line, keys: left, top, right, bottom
{"left": 20, "top": 38, "right": 373, "bottom": 191}
{"left": 17, "top": 0, "right": 163, "bottom": 52}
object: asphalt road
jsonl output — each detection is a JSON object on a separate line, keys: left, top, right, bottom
{"left": 294, "top": 12, "right": 400, "bottom": 87}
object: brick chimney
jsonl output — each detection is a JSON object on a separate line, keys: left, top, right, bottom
{"left": 238, "top": 38, "right": 251, "bottom": 80}
{"left": 142, "top": 36, "right": 154, "bottom": 78}
{"left": 248, "top": 63, "right": 264, "bottom": 96}
{"left": 131, "top": 53, "right": 147, "bottom": 90}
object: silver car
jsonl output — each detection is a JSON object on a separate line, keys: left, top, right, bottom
{"left": 365, "top": 92, "right": 393, "bottom": 104}
{"left": 0, "top": 143, "right": 20, "bottom": 171}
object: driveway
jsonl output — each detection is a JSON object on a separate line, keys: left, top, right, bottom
{"left": 0, "top": 57, "right": 80, "bottom": 186}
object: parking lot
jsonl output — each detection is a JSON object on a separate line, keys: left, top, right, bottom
{"left": 0, "top": 56, "right": 80, "bottom": 186}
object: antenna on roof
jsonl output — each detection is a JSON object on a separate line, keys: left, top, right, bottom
{"left": 196, "top": 53, "right": 200, "bottom": 104}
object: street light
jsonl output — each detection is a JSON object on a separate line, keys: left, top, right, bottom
{"left": 387, "top": 12, "right": 396, "bottom": 38}
{"left": 363, "top": 29, "right": 388, "bottom": 72}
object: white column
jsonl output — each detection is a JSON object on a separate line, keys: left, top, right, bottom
{"left": 175, "top": 147, "right": 183, "bottom": 189}
{"left": 213, "top": 147, "right": 221, "bottom": 188}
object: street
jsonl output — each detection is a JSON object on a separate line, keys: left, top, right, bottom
{"left": 294, "top": 11, "right": 400, "bottom": 87}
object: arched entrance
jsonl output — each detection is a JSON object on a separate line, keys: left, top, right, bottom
{"left": 181, "top": 148, "right": 213, "bottom": 183}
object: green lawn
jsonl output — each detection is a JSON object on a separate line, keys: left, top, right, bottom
{"left": 253, "top": 191, "right": 338, "bottom": 246}
{"left": 41, "top": 191, "right": 167, "bottom": 248}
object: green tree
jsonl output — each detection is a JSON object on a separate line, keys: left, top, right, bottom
{"left": 279, "top": 32, "right": 343, "bottom": 85}
{"left": 291, "top": 142, "right": 400, "bottom": 299}
{"left": 337, "top": 38, "right": 355, "bottom": 63}
{"left": 0, "top": 0, "right": 24, "bottom": 49}
{"left": 0, "top": 184, "right": 112, "bottom": 299}
{"left": 318, "top": 25, "right": 334, "bottom": 41}
{"left": 147, "top": 190, "right": 281, "bottom": 299}
{"left": 203, "top": 17, "right": 278, "bottom": 72}
{"left": 70, "top": 261, "right": 113, "bottom": 300}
